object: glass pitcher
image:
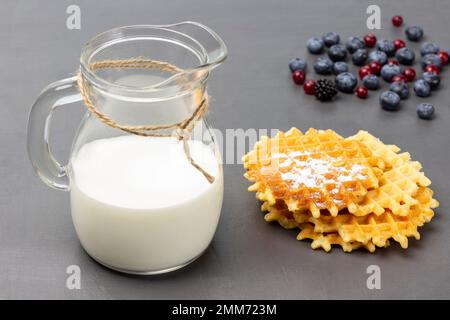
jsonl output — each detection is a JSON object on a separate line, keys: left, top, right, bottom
{"left": 27, "top": 22, "right": 227, "bottom": 275}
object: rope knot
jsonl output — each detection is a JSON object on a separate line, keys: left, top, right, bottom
{"left": 174, "top": 128, "right": 189, "bottom": 141}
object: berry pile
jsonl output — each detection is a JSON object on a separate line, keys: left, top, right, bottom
{"left": 288, "top": 15, "right": 447, "bottom": 120}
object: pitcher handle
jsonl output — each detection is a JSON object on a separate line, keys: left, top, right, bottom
{"left": 27, "top": 76, "right": 82, "bottom": 191}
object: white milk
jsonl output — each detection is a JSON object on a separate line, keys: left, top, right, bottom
{"left": 69, "top": 135, "right": 223, "bottom": 273}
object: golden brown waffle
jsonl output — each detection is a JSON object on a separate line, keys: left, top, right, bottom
{"left": 297, "top": 224, "right": 387, "bottom": 253}
{"left": 262, "top": 205, "right": 379, "bottom": 252}
{"left": 243, "top": 128, "right": 384, "bottom": 217}
{"left": 244, "top": 129, "right": 433, "bottom": 218}
{"left": 349, "top": 131, "right": 432, "bottom": 216}
{"left": 263, "top": 187, "right": 438, "bottom": 252}
{"left": 246, "top": 128, "right": 438, "bottom": 252}
{"left": 262, "top": 201, "right": 297, "bottom": 230}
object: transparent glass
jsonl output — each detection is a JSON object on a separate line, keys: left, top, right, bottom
{"left": 27, "top": 22, "right": 227, "bottom": 274}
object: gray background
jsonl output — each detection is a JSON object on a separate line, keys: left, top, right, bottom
{"left": 0, "top": 0, "right": 449, "bottom": 299}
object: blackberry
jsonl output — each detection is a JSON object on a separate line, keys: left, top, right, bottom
{"left": 314, "top": 79, "right": 338, "bottom": 101}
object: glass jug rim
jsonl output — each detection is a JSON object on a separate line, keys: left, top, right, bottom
{"left": 79, "top": 22, "right": 227, "bottom": 97}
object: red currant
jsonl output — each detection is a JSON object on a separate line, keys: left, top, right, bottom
{"left": 368, "top": 61, "right": 382, "bottom": 75}
{"left": 438, "top": 51, "right": 449, "bottom": 65}
{"left": 424, "top": 64, "right": 440, "bottom": 74}
{"left": 388, "top": 59, "right": 399, "bottom": 65}
{"left": 303, "top": 80, "right": 316, "bottom": 95}
{"left": 364, "top": 34, "right": 377, "bottom": 47}
{"left": 355, "top": 86, "right": 368, "bottom": 99}
{"left": 292, "top": 70, "right": 305, "bottom": 85}
{"left": 392, "top": 15, "right": 403, "bottom": 27}
{"left": 391, "top": 74, "right": 407, "bottom": 83}
{"left": 393, "top": 39, "right": 406, "bottom": 50}
{"left": 359, "top": 66, "right": 372, "bottom": 79}
{"left": 403, "top": 68, "right": 416, "bottom": 82}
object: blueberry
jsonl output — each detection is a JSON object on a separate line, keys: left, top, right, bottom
{"left": 421, "top": 54, "right": 443, "bottom": 69}
{"left": 414, "top": 79, "right": 431, "bottom": 97}
{"left": 335, "top": 72, "right": 358, "bottom": 93}
{"left": 389, "top": 81, "right": 410, "bottom": 100}
{"left": 395, "top": 47, "right": 416, "bottom": 65}
{"left": 289, "top": 58, "right": 307, "bottom": 72}
{"left": 420, "top": 42, "right": 440, "bottom": 56}
{"left": 380, "top": 64, "right": 402, "bottom": 82}
{"left": 377, "top": 39, "right": 396, "bottom": 57}
{"left": 307, "top": 37, "right": 325, "bottom": 54}
{"left": 352, "top": 48, "right": 368, "bottom": 66}
{"left": 333, "top": 61, "right": 349, "bottom": 75}
{"left": 323, "top": 32, "right": 340, "bottom": 47}
{"left": 313, "top": 57, "right": 334, "bottom": 75}
{"left": 405, "top": 26, "right": 424, "bottom": 42}
{"left": 422, "top": 72, "right": 440, "bottom": 90}
{"left": 380, "top": 91, "right": 401, "bottom": 111}
{"left": 328, "top": 44, "right": 348, "bottom": 62}
{"left": 346, "top": 36, "right": 365, "bottom": 54}
{"left": 416, "top": 103, "right": 435, "bottom": 119}
{"left": 368, "top": 50, "right": 388, "bottom": 65}
{"left": 362, "top": 74, "right": 380, "bottom": 90}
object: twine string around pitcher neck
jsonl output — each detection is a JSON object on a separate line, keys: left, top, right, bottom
{"left": 76, "top": 58, "right": 215, "bottom": 184}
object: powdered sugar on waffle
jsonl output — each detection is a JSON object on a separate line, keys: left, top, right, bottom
{"left": 272, "top": 151, "right": 367, "bottom": 190}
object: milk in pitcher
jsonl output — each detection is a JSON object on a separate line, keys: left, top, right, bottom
{"left": 70, "top": 135, "right": 223, "bottom": 273}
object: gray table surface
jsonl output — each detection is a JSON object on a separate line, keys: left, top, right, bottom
{"left": 1, "top": 0, "right": 449, "bottom": 299}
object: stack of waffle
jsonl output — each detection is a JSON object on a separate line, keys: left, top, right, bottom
{"left": 243, "top": 128, "right": 439, "bottom": 252}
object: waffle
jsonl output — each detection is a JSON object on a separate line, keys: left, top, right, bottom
{"left": 297, "top": 224, "right": 387, "bottom": 253}
{"left": 262, "top": 204, "right": 379, "bottom": 252}
{"left": 348, "top": 131, "right": 431, "bottom": 216}
{"left": 243, "top": 128, "right": 384, "bottom": 217}
{"left": 244, "top": 128, "right": 438, "bottom": 253}
{"left": 244, "top": 129, "right": 432, "bottom": 218}
{"left": 263, "top": 187, "right": 438, "bottom": 252}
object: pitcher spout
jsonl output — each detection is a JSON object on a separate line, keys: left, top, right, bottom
{"left": 151, "top": 21, "right": 228, "bottom": 89}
